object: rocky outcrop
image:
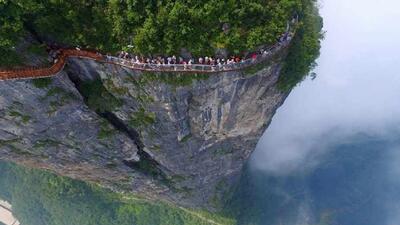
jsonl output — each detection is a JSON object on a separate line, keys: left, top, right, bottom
{"left": 0, "top": 50, "right": 288, "bottom": 210}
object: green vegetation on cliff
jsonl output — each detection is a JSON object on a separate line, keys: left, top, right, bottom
{"left": 2, "top": 0, "right": 301, "bottom": 58}
{"left": 278, "top": 0, "right": 324, "bottom": 91}
{"left": 0, "top": 161, "right": 234, "bottom": 225}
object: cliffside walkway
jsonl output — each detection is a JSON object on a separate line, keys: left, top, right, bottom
{"left": 0, "top": 33, "right": 294, "bottom": 81}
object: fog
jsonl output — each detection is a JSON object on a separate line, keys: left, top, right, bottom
{"left": 240, "top": 0, "right": 400, "bottom": 224}
{"left": 252, "top": 0, "right": 400, "bottom": 175}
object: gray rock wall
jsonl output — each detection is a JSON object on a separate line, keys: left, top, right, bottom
{"left": 0, "top": 55, "right": 288, "bottom": 210}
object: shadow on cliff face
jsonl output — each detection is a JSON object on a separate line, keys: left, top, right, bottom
{"left": 64, "top": 65, "right": 170, "bottom": 184}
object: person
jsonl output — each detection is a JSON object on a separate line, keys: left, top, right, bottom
{"left": 263, "top": 50, "right": 268, "bottom": 56}
{"left": 172, "top": 55, "right": 177, "bottom": 64}
{"left": 199, "top": 57, "right": 203, "bottom": 64}
{"left": 188, "top": 59, "right": 194, "bottom": 70}
{"left": 183, "top": 61, "right": 187, "bottom": 70}
{"left": 217, "top": 59, "right": 222, "bottom": 69}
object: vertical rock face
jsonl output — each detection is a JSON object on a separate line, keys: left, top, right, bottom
{"left": 0, "top": 71, "right": 138, "bottom": 188}
{"left": 0, "top": 54, "right": 287, "bottom": 210}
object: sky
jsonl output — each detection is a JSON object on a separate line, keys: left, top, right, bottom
{"left": 252, "top": 0, "right": 400, "bottom": 176}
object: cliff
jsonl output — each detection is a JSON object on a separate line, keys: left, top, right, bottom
{"left": 0, "top": 49, "right": 288, "bottom": 210}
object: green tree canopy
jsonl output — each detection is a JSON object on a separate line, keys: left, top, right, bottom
{"left": 0, "top": 161, "right": 234, "bottom": 225}
{"left": 0, "top": 0, "right": 303, "bottom": 56}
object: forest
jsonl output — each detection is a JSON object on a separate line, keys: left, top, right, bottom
{"left": 1, "top": 0, "right": 303, "bottom": 58}
{"left": 0, "top": 161, "right": 234, "bottom": 225}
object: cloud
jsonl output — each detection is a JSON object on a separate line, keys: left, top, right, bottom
{"left": 250, "top": 0, "right": 400, "bottom": 176}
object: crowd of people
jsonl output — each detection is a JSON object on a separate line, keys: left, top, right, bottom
{"left": 44, "top": 26, "right": 293, "bottom": 72}
{"left": 106, "top": 31, "right": 292, "bottom": 71}
{"left": 110, "top": 52, "right": 247, "bottom": 66}
{"left": 107, "top": 46, "right": 271, "bottom": 71}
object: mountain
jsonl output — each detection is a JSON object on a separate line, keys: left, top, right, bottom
{"left": 0, "top": 0, "right": 322, "bottom": 217}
